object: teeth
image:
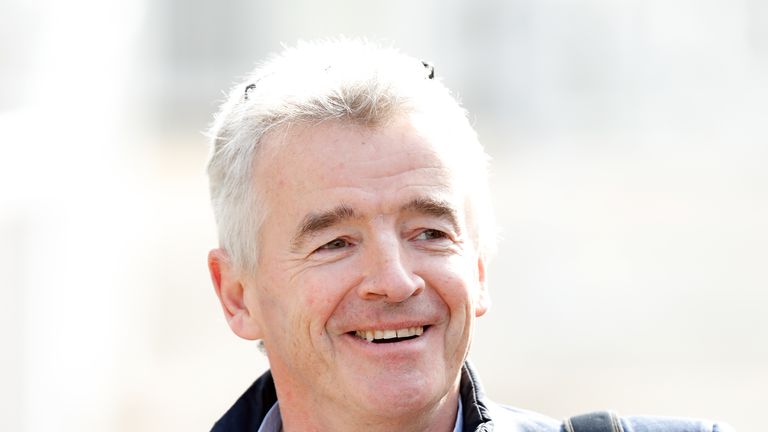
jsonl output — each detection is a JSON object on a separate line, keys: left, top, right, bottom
{"left": 397, "top": 327, "right": 416, "bottom": 338}
{"left": 355, "top": 326, "right": 425, "bottom": 342}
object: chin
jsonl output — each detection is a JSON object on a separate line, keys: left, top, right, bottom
{"left": 345, "top": 365, "right": 450, "bottom": 417}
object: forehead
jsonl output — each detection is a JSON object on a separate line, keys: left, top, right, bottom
{"left": 263, "top": 117, "right": 454, "bottom": 187}
{"left": 254, "top": 116, "right": 465, "bottom": 221}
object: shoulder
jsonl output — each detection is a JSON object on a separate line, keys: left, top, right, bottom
{"left": 486, "top": 405, "right": 735, "bottom": 432}
{"left": 210, "top": 370, "right": 277, "bottom": 432}
{"left": 459, "top": 363, "right": 732, "bottom": 432}
{"left": 565, "top": 411, "right": 734, "bottom": 432}
{"left": 619, "top": 415, "right": 735, "bottom": 432}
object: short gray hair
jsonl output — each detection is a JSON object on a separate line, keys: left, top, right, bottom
{"left": 206, "top": 38, "right": 495, "bottom": 273}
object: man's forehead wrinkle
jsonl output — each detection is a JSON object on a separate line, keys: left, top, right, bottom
{"left": 340, "top": 161, "right": 452, "bottom": 186}
{"left": 291, "top": 204, "right": 358, "bottom": 249}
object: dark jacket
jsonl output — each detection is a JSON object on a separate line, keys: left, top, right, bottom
{"left": 211, "top": 362, "right": 731, "bottom": 432}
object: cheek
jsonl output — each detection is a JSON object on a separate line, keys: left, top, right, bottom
{"left": 425, "top": 255, "right": 479, "bottom": 304}
{"left": 294, "top": 261, "right": 363, "bottom": 329}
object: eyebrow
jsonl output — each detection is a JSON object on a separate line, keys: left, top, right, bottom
{"left": 290, "top": 197, "right": 461, "bottom": 250}
{"left": 400, "top": 197, "right": 461, "bottom": 234}
{"left": 291, "top": 204, "right": 359, "bottom": 250}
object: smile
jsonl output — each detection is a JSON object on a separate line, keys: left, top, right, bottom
{"left": 353, "top": 326, "right": 426, "bottom": 343}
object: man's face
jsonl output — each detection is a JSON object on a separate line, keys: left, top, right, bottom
{"left": 232, "top": 116, "right": 488, "bottom": 419}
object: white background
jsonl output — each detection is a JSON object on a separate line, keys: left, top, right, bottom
{"left": 1, "top": 0, "right": 765, "bottom": 430}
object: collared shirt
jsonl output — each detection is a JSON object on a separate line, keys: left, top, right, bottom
{"left": 256, "top": 398, "right": 463, "bottom": 432}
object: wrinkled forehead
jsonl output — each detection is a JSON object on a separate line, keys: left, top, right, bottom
{"left": 251, "top": 112, "right": 488, "bottom": 252}
{"left": 257, "top": 111, "right": 481, "bottom": 185}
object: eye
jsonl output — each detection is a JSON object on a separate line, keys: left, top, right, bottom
{"left": 414, "top": 229, "right": 448, "bottom": 241}
{"left": 318, "top": 238, "right": 351, "bottom": 251}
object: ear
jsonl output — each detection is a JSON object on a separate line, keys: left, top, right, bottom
{"left": 474, "top": 254, "right": 491, "bottom": 317}
{"left": 208, "top": 248, "right": 263, "bottom": 340}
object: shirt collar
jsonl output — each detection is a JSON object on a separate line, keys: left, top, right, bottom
{"left": 256, "top": 402, "right": 282, "bottom": 432}
{"left": 256, "top": 398, "right": 463, "bottom": 432}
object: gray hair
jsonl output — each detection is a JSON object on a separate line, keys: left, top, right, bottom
{"left": 206, "top": 38, "right": 495, "bottom": 273}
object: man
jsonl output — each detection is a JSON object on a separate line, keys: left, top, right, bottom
{"left": 205, "top": 39, "right": 731, "bottom": 432}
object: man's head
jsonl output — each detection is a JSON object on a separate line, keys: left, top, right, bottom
{"left": 207, "top": 38, "right": 494, "bottom": 273}
{"left": 206, "top": 39, "right": 496, "bottom": 430}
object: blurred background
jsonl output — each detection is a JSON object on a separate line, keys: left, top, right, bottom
{"left": 1, "top": 0, "right": 765, "bottom": 430}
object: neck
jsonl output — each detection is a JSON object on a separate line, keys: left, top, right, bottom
{"left": 275, "top": 380, "right": 461, "bottom": 432}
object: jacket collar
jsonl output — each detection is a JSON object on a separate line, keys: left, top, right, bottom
{"left": 459, "top": 361, "right": 494, "bottom": 431}
{"left": 211, "top": 361, "right": 493, "bottom": 432}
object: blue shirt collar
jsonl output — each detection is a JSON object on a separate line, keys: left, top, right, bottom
{"left": 257, "top": 398, "right": 463, "bottom": 432}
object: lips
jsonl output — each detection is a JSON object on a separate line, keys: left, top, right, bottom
{"left": 353, "top": 326, "right": 426, "bottom": 343}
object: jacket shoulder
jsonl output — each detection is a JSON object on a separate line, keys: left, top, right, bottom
{"left": 619, "top": 415, "right": 735, "bottom": 432}
{"left": 485, "top": 407, "right": 735, "bottom": 432}
{"left": 210, "top": 370, "right": 277, "bottom": 432}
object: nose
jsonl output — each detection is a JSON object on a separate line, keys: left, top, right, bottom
{"left": 357, "top": 235, "right": 425, "bottom": 303}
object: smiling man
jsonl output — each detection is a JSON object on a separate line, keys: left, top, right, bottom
{"left": 205, "top": 40, "right": 732, "bottom": 432}
{"left": 205, "top": 39, "right": 504, "bottom": 432}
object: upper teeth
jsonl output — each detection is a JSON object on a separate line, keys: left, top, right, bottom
{"left": 355, "top": 326, "right": 424, "bottom": 342}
